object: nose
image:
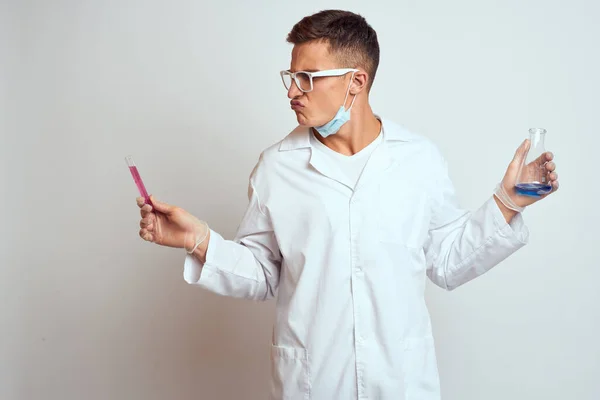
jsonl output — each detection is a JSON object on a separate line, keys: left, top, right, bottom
{"left": 287, "top": 79, "right": 302, "bottom": 99}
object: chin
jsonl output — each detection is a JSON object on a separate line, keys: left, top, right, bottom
{"left": 295, "top": 112, "right": 313, "bottom": 127}
{"left": 296, "top": 112, "right": 325, "bottom": 129}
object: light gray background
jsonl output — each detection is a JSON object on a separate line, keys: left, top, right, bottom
{"left": 2, "top": 0, "right": 599, "bottom": 399}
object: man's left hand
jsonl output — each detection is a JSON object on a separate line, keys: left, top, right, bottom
{"left": 501, "top": 139, "right": 560, "bottom": 208}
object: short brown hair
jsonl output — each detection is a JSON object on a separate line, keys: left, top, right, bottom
{"left": 286, "top": 10, "right": 380, "bottom": 91}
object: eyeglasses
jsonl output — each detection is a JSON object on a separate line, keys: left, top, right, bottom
{"left": 280, "top": 68, "right": 358, "bottom": 93}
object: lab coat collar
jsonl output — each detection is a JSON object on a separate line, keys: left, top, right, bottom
{"left": 279, "top": 115, "right": 407, "bottom": 191}
{"left": 278, "top": 115, "right": 413, "bottom": 152}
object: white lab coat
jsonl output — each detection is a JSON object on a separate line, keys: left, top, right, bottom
{"left": 183, "top": 117, "right": 529, "bottom": 400}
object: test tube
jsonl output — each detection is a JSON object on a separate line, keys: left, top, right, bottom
{"left": 125, "top": 155, "right": 152, "bottom": 205}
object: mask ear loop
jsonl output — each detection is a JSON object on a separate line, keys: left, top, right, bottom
{"left": 342, "top": 72, "right": 357, "bottom": 111}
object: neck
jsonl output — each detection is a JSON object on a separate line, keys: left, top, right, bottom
{"left": 312, "top": 102, "right": 381, "bottom": 156}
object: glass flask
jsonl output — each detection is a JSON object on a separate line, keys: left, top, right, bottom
{"left": 515, "top": 128, "right": 552, "bottom": 197}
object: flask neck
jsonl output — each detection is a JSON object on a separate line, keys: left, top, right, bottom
{"left": 528, "top": 128, "right": 546, "bottom": 147}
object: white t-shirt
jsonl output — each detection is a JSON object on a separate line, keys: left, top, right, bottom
{"left": 309, "top": 129, "right": 383, "bottom": 189}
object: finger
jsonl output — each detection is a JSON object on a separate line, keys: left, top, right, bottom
{"left": 533, "top": 151, "right": 554, "bottom": 166}
{"left": 149, "top": 195, "right": 175, "bottom": 215}
{"left": 548, "top": 172, "right": 558, "bottom": 181}
{"left": 512, "top": 139, "right": 531, "bottom": 165}
{"left": 140, "top": 204, "right": 153, "bottom": 218}
{"left": 545, "top": 162, "right": 556, "bottom": 172}
{"left": 141, "top": 216, "right": 156, "bottom": 231}
{"left": 139, "top": 228, "right": 153, "bottom": 242}
{"left": 136, "top": 197, "right": 145, "bottom": 208}
{"left": 552, "top": 181, "right": 559, "bottom": 191}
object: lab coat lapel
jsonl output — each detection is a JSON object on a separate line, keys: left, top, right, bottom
{"left": 309, "top": 147, "right": 354, "bottom": 190}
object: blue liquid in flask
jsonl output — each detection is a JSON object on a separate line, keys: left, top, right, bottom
{"left": 515, "top": 183, "right": 552, "bottom": 197}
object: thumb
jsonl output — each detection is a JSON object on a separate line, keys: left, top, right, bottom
{"left": 149, "top": 195, "right": 174, "bottom": 214}
{"left": 511, "top": 139, "right": 531, "bottom": 166}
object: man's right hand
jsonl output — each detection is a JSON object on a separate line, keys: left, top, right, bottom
{"left": 137, "top": 195, "right": 209, "bottom": 255}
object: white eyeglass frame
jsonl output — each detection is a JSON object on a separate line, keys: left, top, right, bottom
{"left": 280, "top": 68, "right": 359, "bottom": 93}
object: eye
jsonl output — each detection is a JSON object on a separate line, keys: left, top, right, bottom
{"left": 296, "top": 72, "right": 312, "bottom": 91}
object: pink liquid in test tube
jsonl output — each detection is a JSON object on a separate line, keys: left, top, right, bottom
{"left": 125, "top": 155, "right": 152, "bottom": 205}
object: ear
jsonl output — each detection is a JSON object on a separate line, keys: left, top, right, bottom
{"left": 350, "top": 69, "right": 369, "bottom": 95}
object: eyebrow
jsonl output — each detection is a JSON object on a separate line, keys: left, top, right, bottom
{"left": 289, "top": 68, "right": 320, "bottom": 73}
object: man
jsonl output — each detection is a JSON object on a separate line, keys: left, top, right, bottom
{"left": 136, "top": 10, "right": 559, "bottom": 400}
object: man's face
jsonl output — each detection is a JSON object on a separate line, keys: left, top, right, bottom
{"left": 287, "top": 41, "right": 354, "bottom": 128}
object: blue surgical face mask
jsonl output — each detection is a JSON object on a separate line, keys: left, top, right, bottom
{"left": 314, "top": 73, "right": 357, "bottom": 138}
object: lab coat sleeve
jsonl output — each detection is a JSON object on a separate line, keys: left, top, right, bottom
{"left": 424, "top": 153, "right": 530, "bottom": 291}
{"left": 182, "top": 169, "right": 281, "bottom": 301}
